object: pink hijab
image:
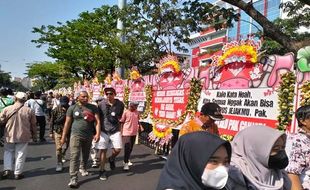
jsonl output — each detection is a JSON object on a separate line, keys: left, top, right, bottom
{"left": 231, "top": 125, "right": 291, "bottom": 190}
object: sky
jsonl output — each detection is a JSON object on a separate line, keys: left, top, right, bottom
{"left": 0, "top": 0, "right": 116, "bottom": 78}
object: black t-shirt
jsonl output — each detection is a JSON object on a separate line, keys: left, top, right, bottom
{"left": 98, "top": 99, "right": 124, "bottom": 134}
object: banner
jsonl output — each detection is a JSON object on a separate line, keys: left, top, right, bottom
{"left": 198, "top": 89, "right": 278, "bottom": 135}
{"left": 152, "top": 88, "right": 190, "bottom": 120}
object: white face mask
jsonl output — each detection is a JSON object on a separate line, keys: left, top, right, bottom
{"left": 201, "top": 165, "right": 228, "bottom": 189}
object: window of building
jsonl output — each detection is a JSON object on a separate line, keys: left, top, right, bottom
{"left": 267, "top": 0, "right": 280, "bottom": 21}
{"left": 239, "top": 10, "right": 251, "bottom": 39}
{"left": 251, "top": 0, "right": 264, "bottom": 34}
{"left": 228, "top": 20, "right": 238, "bottom": 41}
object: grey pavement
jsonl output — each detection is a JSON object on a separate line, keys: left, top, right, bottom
{"left": 0, "top": 139, "right": 165, "bottom": 190}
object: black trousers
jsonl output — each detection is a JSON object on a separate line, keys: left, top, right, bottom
{"left": 36, "top": 116, "right": 46, "bottom": 140}
{"left": 122, "top": 136, "right": 136, "bottom": 163}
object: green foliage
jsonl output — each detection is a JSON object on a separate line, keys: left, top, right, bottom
{"left": 32, "top": 5, "right": 121, "bottom": 80}
{"left": 121, "top": 0, "right": 193, "bottom": 73}
{"left": 27, "top": 62, "right": 61, "bottom": 91}
{"left": 0, "top": 70, "right": 11, "bottom": 87}
{"left": 0, "top": 65, "right": 29, "bottom": 91}
{"left": 182, "top": 0, "right": 239, "bottom": 31}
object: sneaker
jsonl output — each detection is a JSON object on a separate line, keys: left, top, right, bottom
{"left": 123, "top": 160, "right": 133, "bottom": 166}
{"left": 108, "top": 157, "right": 116, "bottom": 170}
{"left": 68, "top": 177, "right": 78, "bottom": 188}
{"left": 128, "top": 160, "right": 133, "bottom": 166}
{"left": 91, "top": 162, "right": 99, "bottom": 168}
{"left": 2, "top": 170, "right": 12, "bottom": 179}
{"left": 79, "top": 169, "right": 89, "bottom": 176}
{"left": 56, "top": 163, "right": 63, "bottom": 172}
{"left": 99, "top": 170, "right": 107, "bottom": 181}
{"left": 61, "top": 155, "right": 66, "bottom": 163}
{"left": 123, "top": 163, "right": 129, "bottom": 171}
{"left": 14, "top": 174, "right": 24, "bottom": 180}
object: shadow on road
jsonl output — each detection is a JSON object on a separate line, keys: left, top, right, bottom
{"left": 0, "top": 187, "right": 16, "bottom": 190}
{"left": 26, "top": 156, "right": 52, "bottom": 162}
{"left": 24, "top": 166, "right": 69, "bottom": 178}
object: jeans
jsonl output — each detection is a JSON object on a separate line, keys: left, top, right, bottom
{"left": 3, "top": 143, "right": 28, "bottom": 175}
{"left": 69, "top": 135, "right": 92, "bottom": 178}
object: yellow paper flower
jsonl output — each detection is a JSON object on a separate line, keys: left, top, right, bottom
{"left": 217, "top": 43, "right": 259, "bottom": 66}
{"left": 158, "top": 54, "right": 181, "bottom": 74}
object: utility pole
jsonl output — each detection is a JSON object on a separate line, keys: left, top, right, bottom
{"left": 116, "top": 0, "right": 126, "bottom": 78}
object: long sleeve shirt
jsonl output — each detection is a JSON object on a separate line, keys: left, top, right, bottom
{"left": 0, "top": 102, "right": 37, "bottom": 143}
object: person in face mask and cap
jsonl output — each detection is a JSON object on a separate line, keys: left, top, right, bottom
{"left": 157, "top": 131, "right": 232, "bottom": 190}
{"left": 226, "top": 125, "right": 291, "bottom": 190}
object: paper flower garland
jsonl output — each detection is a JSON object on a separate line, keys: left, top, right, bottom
{"left": 277, "top": 71, "right": 296, "bottom": 131}
{"left": 158, "top": 54, "right": 181, "bottom": 74}
{"left": 215, "top": 39, "right": 260, "bottom": 67}
{"left": 300, "top": 80, "right": 310, "bottom": 106}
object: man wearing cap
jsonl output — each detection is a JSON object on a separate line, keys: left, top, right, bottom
{"left": 96, "top": 87, "right": 124, "bottom": 180}
{"left": 49, "top": 96, "right": 70, "bottom": 172}
{"left": 0, "top": 92, "right": 37, "bottom": 180}
{"left": 60, "top": 91, "right": 101, "bottom": 188}
{"left": 179, "top": 102, "right": 224, "bottom": 137}
{"left": 119, "top": 102, "right": 143, "bottom": 171}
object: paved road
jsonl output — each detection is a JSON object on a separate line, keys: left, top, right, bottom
{"left": 0, "top": 139, "right": 165, "bottom": 190}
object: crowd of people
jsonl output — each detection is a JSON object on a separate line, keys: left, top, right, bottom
{"left": 0, "top": 87, "right": 142, "bottom": 188}
{"left": 0, "top": 86, "right": 309, "bottom": 190}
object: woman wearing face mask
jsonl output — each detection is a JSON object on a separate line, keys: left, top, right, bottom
{"left": 226, "top": 125, "right": 291, "bottom": 190}
{"left": 157, "top": 131, "right": 231, "bottom": 190}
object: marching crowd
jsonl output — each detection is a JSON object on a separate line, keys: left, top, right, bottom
{"left": 0, "top": 86, "right": 309, "bottom": 190}
{"left": 0, "top": 87, "right": 142, "bottom": 188}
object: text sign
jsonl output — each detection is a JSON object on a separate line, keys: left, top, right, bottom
{"left": 152, "top": 89, "right": 190, "bottom": 120}
{"left": 198, "top": 88, "right": 278, "bottom": 135}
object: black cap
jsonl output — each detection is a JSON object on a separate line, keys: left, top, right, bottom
{"left": 59, "top": 96, "right": 69, "bottom": 106}
{"left": 200, "top": 102, "right": 224, "bottom": 121}
{"left": 104, "top": 87, "right": 116, "bottom": 95}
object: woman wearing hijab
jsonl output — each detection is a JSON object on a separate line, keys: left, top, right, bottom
{"left": 226, "top": 125, "right": 291, "bottom": 190}
{"left": 157, "top": 131, "right": 232, "bottom": 190}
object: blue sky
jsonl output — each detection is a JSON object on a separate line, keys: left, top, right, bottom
{"left": 0, "top": 0, "right": 116, "bottom": 78}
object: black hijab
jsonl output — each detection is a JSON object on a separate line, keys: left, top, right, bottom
{"left": 157, "top": 131, "right": 231, "bottom": 190}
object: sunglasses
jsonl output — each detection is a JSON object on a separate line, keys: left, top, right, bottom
{"left": 106, "top": 92, "right": 114, "bottom": 95}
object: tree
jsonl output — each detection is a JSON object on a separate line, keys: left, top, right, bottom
{"left": 27, "top": 62, "right": 61, "bottom": 91}
{"left": 32, "top": 6, "right": 121, "bottom": 80}
{"left": 0, "top": 68, "right": 11, "bottom": 87}
{"left": 122, "top": 0, "right": 195, "bottom": 73}
{"left": 182, "top": 0, "right": 310, "bottom": 55}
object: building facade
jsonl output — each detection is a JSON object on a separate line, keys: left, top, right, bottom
{"left": 189, "top": 0, "right": 282, "bottom": 67}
